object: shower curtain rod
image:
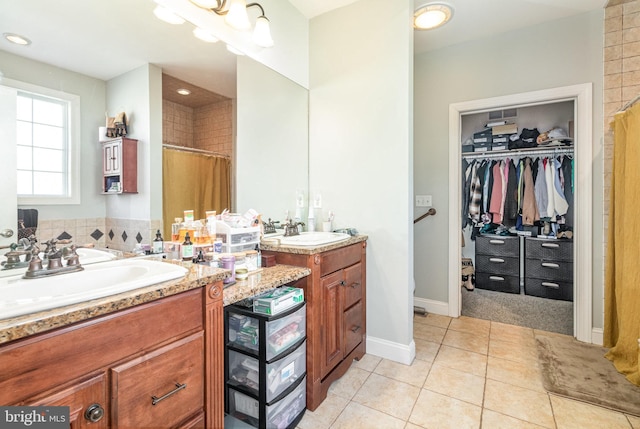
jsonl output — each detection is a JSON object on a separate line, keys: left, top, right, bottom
{"left": 162, "top": 144, "right": 230, "bottom": 159}
{"left": 618, "top": 93, "right": 640, "bottom": 113}
{"left": 462, "top": 146, "right": 574, "bottom": 160}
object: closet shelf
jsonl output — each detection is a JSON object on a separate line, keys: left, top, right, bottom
{"left": 462, "top": 145, "right": 574, "bottom": 160}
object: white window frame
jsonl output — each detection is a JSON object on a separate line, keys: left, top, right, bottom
{"left": 3, "top": 77, "right": 81, "bottom": 205}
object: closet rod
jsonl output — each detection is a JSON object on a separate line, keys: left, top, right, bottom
{"left": 162, "top": 144, "right": 230, "bottom": 159}
{"left": 462, "top": 146, "right": 574, "bottom": 160}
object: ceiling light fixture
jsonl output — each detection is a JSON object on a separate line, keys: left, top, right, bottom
{"left": 414, "top": 3, "right": 453, "bottom": 30}
{"left": 153, "top": 5, "right": 186, "bottom": 24}
{"left": 190, "top": 0, "right": 274, "bottom": 48}
{"left": 3, "top": 33, "right": 31, "bottom": 46}
{"left": 177, "top": 88, "right": 191, "bottom": 95}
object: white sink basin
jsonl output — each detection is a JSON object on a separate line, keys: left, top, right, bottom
{"left": 0, "top": 247, "right": 117, "bottom": 279}
{"left": 277, "top": 232, "right": 351, "bottom": 247}
{"left": 0, "top": 259, "right": 188, "bottom": 319}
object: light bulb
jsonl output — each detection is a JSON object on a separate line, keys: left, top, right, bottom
{"left": 225, "top": 0, "right": 251, "bottom": 30}
{"left": 252, "top": 16, "right": 274, "bottom": 47}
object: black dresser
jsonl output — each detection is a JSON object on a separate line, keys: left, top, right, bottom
{"left": 524, "top": 238, "right": 573, "bottom": 301}
{"left": 475, "top": 235, "right": 520, "bottom": 294}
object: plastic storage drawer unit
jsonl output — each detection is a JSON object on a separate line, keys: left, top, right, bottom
{"left": 228, "top": 376, "right": 306, "bottom": 429}
{"left": 228, "top": 341, "right": 307, "bottom": 402}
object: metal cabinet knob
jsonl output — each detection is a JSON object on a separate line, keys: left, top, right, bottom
{"left": 84, "top": 403, "right": 105, "bottom": 422}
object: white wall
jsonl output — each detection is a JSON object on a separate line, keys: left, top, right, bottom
{"left": 309, "top": 0, "right": 415, "bottom": 362}
{"left": 413, "top": 11, "right": 604, "bottom": 326}
{"left": 105, "top": 64, "right": 163, "bottom": 221}
{"left": 0, "top": 50, "right": 106, "bottom": 220}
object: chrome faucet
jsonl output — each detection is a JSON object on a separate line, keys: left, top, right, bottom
{"left": 283, "top": 219, "right": 305, "bottom": 237}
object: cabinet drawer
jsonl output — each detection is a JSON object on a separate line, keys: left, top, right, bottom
{"left": 320, "top": 244, "right": 362, "bottom": 277}
{"left": 525, "top": 259, "right": 573, "bottom": 282}
{"left": 344, "top": 301, "right": 364, "bottom": 356}
{"left": 476, "top": 235, "right": 518, "bottom": 256}
{"left": 475, "top": 272, "right": 520, "bottom": 294}
{"left": 525, "top": 278, "right": 573, "bottom": 301}
{"left": 111, "top": 332, "right": 204, "bottom": 429}
{"left": 475, "top": 254, "right": 519, "bottom": 277}
{"left": 343, "top": 262, "right": 363, "bottom": 309}
{"left": 525, "top": 238, "right": 573, "bottom": 262}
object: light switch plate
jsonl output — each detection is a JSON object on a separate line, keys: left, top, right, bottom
{"left": 415, "top": 195, "right": 432, "bottom": 207}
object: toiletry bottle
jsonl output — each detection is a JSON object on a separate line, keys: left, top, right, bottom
{"left": 153, "top": 229, "right": 164, "bottom": 254}
{"left": 172, "top": 217, "right": 182, "bottom": 241}
{"left": 182, "top": 232, "right": 194, "bottom": 262}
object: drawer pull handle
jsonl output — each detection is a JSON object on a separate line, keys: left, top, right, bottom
{"left": 489, "top": 276, "right": 505, "bottom": 281}
{"left": 541, "top": 243, "right": 560, "bottom": 249}
{"left": 152, "top": 382, "right": 186, "bottom": 406}
{"left": 350, "top": 282, "right": 360, "bottom": 288}
{"left": 351, "top": 325, "right": 361, "bottom": 333}
{"left": 340, "top": 280, "right": 346, "bottom": 286}
{"left": 489, "top": 258, "right": 505, "bottom": 263}
{"left": 541, "top": 282, "right": 560, "bottom": 289}
{"left": 84, "top": 404, "right": 105, "bottom": 423}
{"left": 489, "top": 240, "right": 505, "bottom": 245}
{"left": 542, "top": 262, "right": 560, "bottom": 269}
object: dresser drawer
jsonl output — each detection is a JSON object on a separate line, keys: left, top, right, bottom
{"left": 343, "top": 262, "right": 363, "bottom": 309}
{"left": 111, "top": 332, "right": 204, "bottom": 429}
{"left": 475, "top": 272, "right": 520, "bottom": 294}
{"left": 525, "top": 238, "right": 573, "bottom": 262}
{"left": 475, "top": 254, "right": 519, "bottom": 277}
{"left": 525, "top": 278, "right": 573, "bottom": 301}
{"left": 344, "top": 301, "right": 364, "bottom": 356}
{"left": 476, "top": 235, "right": 519, "bottom": 257}
{"left": 525, "top": 259, "right": 573, "bottom": 282}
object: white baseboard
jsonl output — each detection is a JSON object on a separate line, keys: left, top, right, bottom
{"left": 591, "top": 328, "right": 603, "bottom": 346}
{"left": 413, "top": 297, "right": 449, "bottom": 316}
{"left": 366, "top": 336, "right": 415, "bottom": 365}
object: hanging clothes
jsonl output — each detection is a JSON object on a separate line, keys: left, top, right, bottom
{"left": 552, "top": 157, "right": 569, "bottom": 216}
{"left": 468, "top": 162, "right": 482, "bottom": 224}
{"left": 561, "top": 156, "right": 574, "bottom": 227}
{"left": 521, "top": 157, "right": 540, "bottom": 225}
{"left": 535, "top": 158, "right": 549, "bottom": 218}
{"left": 489, "top": 161, "right": 504, "bottom": 224}
{"left": 462, "top": 159, "right": 471, "bottom": 228}
{"left": 503, "top": 159, "right": 518, "bottom": 227}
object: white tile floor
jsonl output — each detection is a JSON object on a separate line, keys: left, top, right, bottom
{"left": 297, "top": 314, "right": 640, "bottom": 429}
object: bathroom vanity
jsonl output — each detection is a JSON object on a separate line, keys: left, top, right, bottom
{"left": 261, "top": 235, "right": 367, "bottom": 411}
{"left": 0, "top": 262, "right": 310, "bottom": 429}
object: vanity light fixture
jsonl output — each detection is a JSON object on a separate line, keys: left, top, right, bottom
{"left": 190, "top": 0, "right": 274, "bottom": 48}
{"left": 413, "top": 3, "right": 453, "bottom": 30}
{"left": 153, "top": 5, "right": 186, "bottom": 24}
{"left": 177, "top": 88, "right": 191, "bottom": 95}
{"left": 193, "top": 27, "right": 219, "bottom": 43}
{"left": 3, "top": 32, "right": 31, "bottom": 46}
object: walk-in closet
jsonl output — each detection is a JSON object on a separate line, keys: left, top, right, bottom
{"left": 460, "top": 100, "right": 575, "bottom": 335}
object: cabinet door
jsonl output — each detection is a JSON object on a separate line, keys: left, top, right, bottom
{"left": 25, "top": 374, "right": 108, "bottom": 429}
{"left": 103, "top": 141, "right": 120, "bottom": 175}
{"left": 320, "top": 270, "right": 344, "bottom": 379}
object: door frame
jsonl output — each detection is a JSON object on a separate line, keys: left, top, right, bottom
{"left": 447, "top": 83, "right": 593, "bottom": 343}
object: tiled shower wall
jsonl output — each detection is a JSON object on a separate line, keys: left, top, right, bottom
{"left": 38, "top": 218, "right": 163, "bottom": 253}
{"left": 162, "top": 98, "right": 233, "bottom": 156}
{"left": 603, "top": 0, "right": 640, "bottom": 266}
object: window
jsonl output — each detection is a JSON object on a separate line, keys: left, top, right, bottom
{"left": 4, "top": 79, "right": 81, "bottom": 205}
{"left": 16, "top": 92, "right": 69, "bottom": 197}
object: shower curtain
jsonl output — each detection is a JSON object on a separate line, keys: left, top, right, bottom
{"left": 162, "top": 148, "right": 231, "bottom": 240}
{"left": 604, "top": 102, "right": 640, "bottom": 387}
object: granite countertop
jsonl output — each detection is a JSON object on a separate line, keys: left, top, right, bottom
{"left": 259, "top": 234, "right": 368, "bottom": 255}
{"left": 0, "top": 262, "right": 310, "bottom": 345}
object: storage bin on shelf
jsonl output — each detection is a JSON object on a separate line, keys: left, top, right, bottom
{"left": 216, "top": 222, "right": 260, "bottom": 254}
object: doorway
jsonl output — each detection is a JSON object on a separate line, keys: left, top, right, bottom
{"left": 447, "top": 84, "right": 593, "bottom": 343}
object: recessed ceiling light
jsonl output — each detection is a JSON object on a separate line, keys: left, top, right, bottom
{"left": 177, "top": 88, "right": 191, "bottom": 96}
{"left": 414, "top": 3, "right": 453, "bottom": 30}
{"left": 3, "top": 33, "right": 31, "bottom": 46}
{"left": 153, "top": 5, "right": 185, "bottom": 25}
{"left": 193, "top": 27, "right": 219, "bottom": 43}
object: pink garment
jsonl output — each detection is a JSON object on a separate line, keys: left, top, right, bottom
{"left": 489, "top": 162, "right": 504, "bottom": 224}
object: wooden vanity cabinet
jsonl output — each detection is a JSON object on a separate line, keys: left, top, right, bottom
{"left": 0, "top": 283, "right": 225, "bottom": 429}
{"left": 263, "top": 241, "right": 366, "bottom": 411}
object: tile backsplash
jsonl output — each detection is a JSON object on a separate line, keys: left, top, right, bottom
{"left": 37, "top": 218, "right": 163, "bottom": 252}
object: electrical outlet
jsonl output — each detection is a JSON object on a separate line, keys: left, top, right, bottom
{"left": 313, "top": 193, "right": 322, "bottom": 208}
{"left": 415, "top": 195, "right": 432, "bottom": 207}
